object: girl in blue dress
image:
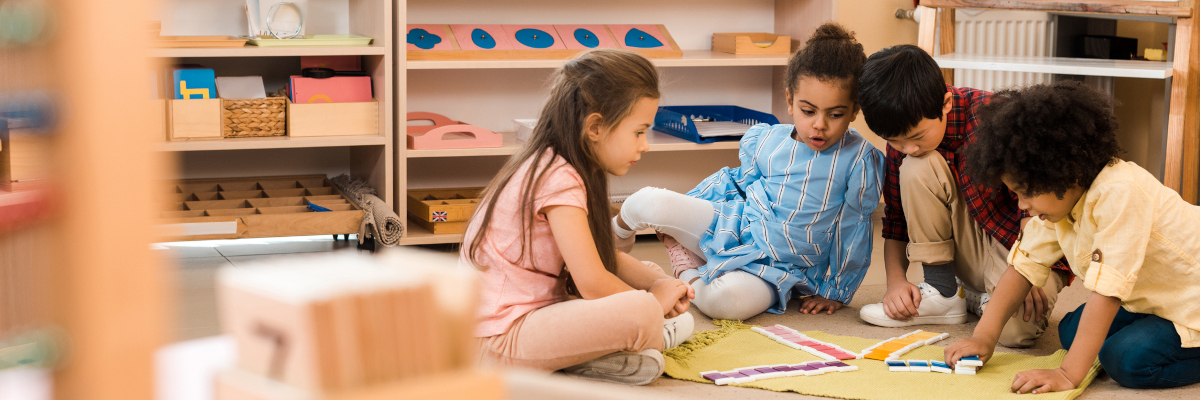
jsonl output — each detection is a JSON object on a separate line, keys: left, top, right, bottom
{"left": 615, "top": 23, "right": 885, "bottom": 320}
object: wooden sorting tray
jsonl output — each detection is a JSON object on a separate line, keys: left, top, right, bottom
{"left": 407, "top": 187, "right": 483, "bottom": 235}
{"left": 159, "top": 174, "right": 364, "bottom": 241}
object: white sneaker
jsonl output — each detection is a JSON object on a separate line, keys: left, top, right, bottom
{"left": 663, "top": 312, "right": 695, "bottom": 349}
{"left": 963, "top": 286, "right": 989, "bottom": 317}
{"left": 561, "top": 349, "right": 665, "bottom": 385}
{"left": 859, "top": 282, "right": 968, "bottom": 327}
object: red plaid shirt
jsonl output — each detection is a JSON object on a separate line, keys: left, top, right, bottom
{"left": 881, "top": 85, "right": 1072, "bottom": 279}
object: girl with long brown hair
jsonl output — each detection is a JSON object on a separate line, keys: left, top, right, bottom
{"left": 461, "top": 49, "right": 694, "bottom": 385}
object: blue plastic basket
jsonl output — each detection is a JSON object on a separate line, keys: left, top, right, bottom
{"left": 653, "top": 105, "right": 780, "bottom": 144}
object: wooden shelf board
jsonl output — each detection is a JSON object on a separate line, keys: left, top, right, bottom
{"left": 406, "top": 50, "right": 790, "bottom": 70}
{"left": 153, "top": 135, "right": 387, "bottom": 152}
{"left": 150, "top": 45, "right": 387, "bottom": 58}
{"left": 934, "top": 53, "right": 1174, "bottom": 79}
{"left": 405, "top": 129, "right": 739, "bottom": 158}
{"left": 399, "top": 219, "right": 654, "bottom": 246}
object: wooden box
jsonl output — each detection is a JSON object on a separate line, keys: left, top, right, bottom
{"left": 406, "top": 187, "right": 483, "bottom": 235}
{"left": 158, "top": 175, "right": 364, "bottom": 241}
{"left": 712, "top": 33, "right": 791, "bottom": 55}
{"left": 287, "top": 99, "right": 379, "bottom": 137}
{"left": 0, "top": 119, "right": 50, "bottom": 192}
{"left": 169, "top": 98, "right": 223, "bottom": 140}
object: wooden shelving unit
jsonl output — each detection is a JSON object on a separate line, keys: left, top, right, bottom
{"left": 932, "top": 53, "right": 1174, "bottom": 79}
{"left": 152, "top": 0, "right": 395, "bottom": 241}
{"left": 407, "top": 50, "right": 791, "bottom": 69}
{"left": 920, "top": 0, "right": 1200, "bottom": 203}
{"left": 150, "top": 45, "right": 388, "bottom": 58}
{"left": 396, "top": 0, "right": 842, "bottom": 245}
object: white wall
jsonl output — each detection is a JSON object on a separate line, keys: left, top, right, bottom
{"left": 158, "top": 0, "right": 349, "bottom": 37}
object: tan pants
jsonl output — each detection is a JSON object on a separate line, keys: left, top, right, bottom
{"left": 900, "top": 152, "right": 1065, "bottom": 348}
{"left": 476, "top": 290, "right": 665, "bottom": 371}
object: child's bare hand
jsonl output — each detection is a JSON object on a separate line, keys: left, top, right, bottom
{"left": 944, "top": 336, "right": 995, "bottom": 369}
{"left": 1011, "top": 368, "right": 1076, "bottom": 394}
{"left": 650, "top": 278, "right": 688, "bottom": 317}
{"left": 798, "top": 295, "right": 843, "bottom": 315}
{"left": 669, "top": 282, "right": 695, "bottom": 317}
{"left": 883, "top": 281, "right": 922, "bottom": 320}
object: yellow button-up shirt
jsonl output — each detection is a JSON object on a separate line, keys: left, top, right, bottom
{"left": 1009, "top": 160, "right": 1200, "bottom": 348}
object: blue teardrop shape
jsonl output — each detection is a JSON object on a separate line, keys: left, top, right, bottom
{"left": 471, "top": 28, "right": 496, "bottom": 49}
{"left": 515, "top": 28, "right": 554, "bottom": 48}
{"left": 624, "top": 28, "right": 663, "bottom": 48}
{"left": 574, "top": 28, "right": 599, "bottom": 48}
{"left": 406, "top": 28, "right": 442, "bottom": 49}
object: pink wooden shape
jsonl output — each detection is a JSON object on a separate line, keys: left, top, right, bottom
{"left": 502, "top": 25, "right": 566, "bottom": 50}
{"left": 406, "top": 112, "right": 503, "bottom": 150}
{"left": 406, "top": 24, "right": 454, "bottom": 51}
{"left": 607, "top": 24, "right": 669, "bottom": 50}
{"left": 554, "top": 25, "right": 618, "bottom": 50}
{"left": 450, "top": 24, "right": 514, "bottom": 51}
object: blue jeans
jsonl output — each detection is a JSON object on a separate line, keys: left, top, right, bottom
{"left": 1059, "top": 303, "right": 1200, "bottom": 389}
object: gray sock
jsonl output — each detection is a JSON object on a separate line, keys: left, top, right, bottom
{"left": 923, "top": 263, "right": 958, "bottom": 298}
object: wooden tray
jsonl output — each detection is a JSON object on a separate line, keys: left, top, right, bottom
{"left": 407, "top": 24, "right": 682, "bottom": 60}
{"left": 153, "top": 35, "right": 248, "bottom": 48}
{"left": 159, "top": 175, "right": 364, "bottom": 241}
{"left": 407, "top": 187, "right": 483, "bottom": 224}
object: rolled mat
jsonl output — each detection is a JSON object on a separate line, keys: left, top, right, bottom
{"left": 331, "top": 174, "right": 404, "bottom": 246}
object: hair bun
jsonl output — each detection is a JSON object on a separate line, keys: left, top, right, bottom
{"left": 807, "top": 23, "right": 855, "bottom": 44}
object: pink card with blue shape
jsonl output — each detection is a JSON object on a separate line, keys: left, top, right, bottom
{"left": 608, "top": 25, "right": 669, "bottom": 50}
{"left": 406, "top": 24, "right": 454, "bottom": 51}
{"left": 450, "top": 25, "right": 513, "bottom": 50}
{"left": 554, "top": 25, "right": 618, "bottom": 50}
{"left": 502, "top": 25, "right": 566, "bottom": 50}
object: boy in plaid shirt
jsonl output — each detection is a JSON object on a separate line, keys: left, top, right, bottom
{"left": 855, "top": 45, "right": 1070, "bottom": 347}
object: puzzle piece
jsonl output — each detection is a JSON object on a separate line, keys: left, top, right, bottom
{"left": 958, "top": 356, "right": 983, "bottom": 367}
{"left": 751, "top": 325, "right": 859, "bottom": 361}
{"left": 930, "top": 360, "right": 953, "bottom": 374}
{"left": 859, "top": 329, "right": 949, "bottom": 360}
{"left": 701, "top": 360, "right": 858, "bottom": 385}
{"left": 886, "top": 360, "right": 909, "bottom": 372}
{"left": 907, "top": 360, "right": 931, "bottom": 372}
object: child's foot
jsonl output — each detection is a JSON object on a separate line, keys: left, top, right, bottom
{"left": 962, "top": 286, "right": 989, "bottom": 317}
{"left": 561, "top": 349, "right": 665, "bottom": 385}
{"left": 859, "top": 283, "right": 968, "bottom": 327}
{"left": 613, "top": 216, "right": 637, "bottom": 253}
{"left": 660, "top": 234, "right": 703, "bottom": 279}
{"left": 663, "top": 312, "right": 695, "bottom": 349}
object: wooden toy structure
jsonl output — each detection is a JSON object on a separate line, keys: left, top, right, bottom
{"left": 406, "top": 24, "right": 683, "bottom": 60}
{"left": 160, "top": 175, "right": 364, "bottom": 241}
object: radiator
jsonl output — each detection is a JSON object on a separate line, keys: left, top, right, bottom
{"left": 951, "top": 10, "right": 1057, "bottom": 91}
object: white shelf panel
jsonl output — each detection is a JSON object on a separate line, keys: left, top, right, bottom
{"left": 934, "top": 54, "right": 1173, "bottom": 79}
{"left": 406, "top": 50, "right": 790, "bottom": 70}
{"left": 150, "top": 46, "right": 387, "bottom": 58}
{"left": 153, "top": 135, "right": 387, "bottom": 152}
{"left": 405, "top": 129, "right": 740, "bottom": 158}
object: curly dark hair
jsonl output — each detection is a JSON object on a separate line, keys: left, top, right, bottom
{"left": 784, "top": 23, "right": 865, "bottom": 104}
{"left": 858, "top": 44, "right": 947, "bottom": 139}
{"left": 965, "top": 81, "right": 1121, "bottom": 198}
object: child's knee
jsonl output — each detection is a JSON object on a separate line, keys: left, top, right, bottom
{"left": 694, "top": 273, "right": 774, "bottom": 321}
{"left": 613, "top": 290, "right": 666, "bottom": 350}
{"left": 621, "top": 187, "right": 668, "bottom": 222}
{"left": 1099, "top": 345, "right": 1162, "bottom": 389}
{"left": 997, "top": 317, "right": 1047, "bottom": 348}
{"left": 897, "top": 152, "right": 949, "bottom": 188}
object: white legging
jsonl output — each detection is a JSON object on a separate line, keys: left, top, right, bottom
{"left": 620, "top": 187, "right": 776, "bottom": 321}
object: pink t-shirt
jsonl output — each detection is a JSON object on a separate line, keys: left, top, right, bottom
{"left": 463, "top": 151, "right": 588, "bottom": 337}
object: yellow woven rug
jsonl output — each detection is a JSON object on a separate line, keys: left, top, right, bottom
{"left": 664, "top": 321, "right": 1101, "bottom": 400}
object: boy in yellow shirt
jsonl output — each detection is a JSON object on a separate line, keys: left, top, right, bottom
{"left": 945, "top": 81, "right": 1200, "bottom": 393}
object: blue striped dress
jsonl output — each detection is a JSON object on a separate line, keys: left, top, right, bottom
{"left": 689, "top": 123, "right": 886, "bottom": 313}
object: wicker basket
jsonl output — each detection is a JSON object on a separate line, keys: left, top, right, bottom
{"left": 222, "top": 97, "right": 286, "bottom": 138}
